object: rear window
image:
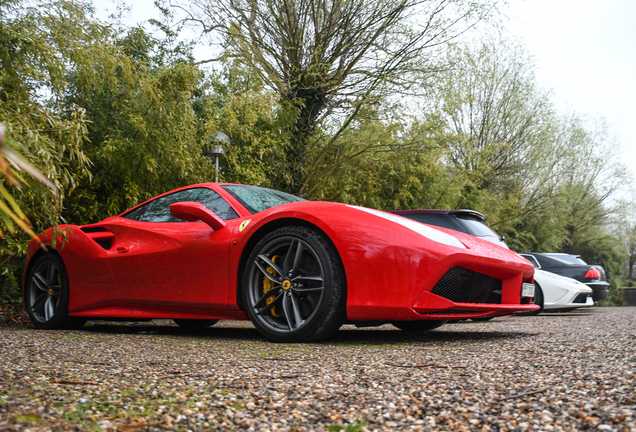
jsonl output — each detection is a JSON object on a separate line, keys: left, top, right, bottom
{"left": 398, "top": 213, "right": 465, "bottom": 232}
{"left": 222, "top": 185, "right": 305, "bottom": 214}
{"left": 544, "top": 254, "right": 587, "bottom": 265}
{"left": 455, "top": 215, "right": 500, "bottom": 238}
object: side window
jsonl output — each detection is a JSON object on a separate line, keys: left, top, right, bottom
{"left": 520, "top": 254, "right": 540, "bottom": 268}
{"left": 123, "top": 203, "right": 150, "bottom": 221}
{"left": 121, "top": 187, "right": 239, "bottom": 222}
{"left": 141, "top": 188, "right": 202, "bottom": 223}
{"left": 195, "top": 188, "right": 239, "bottom": 220}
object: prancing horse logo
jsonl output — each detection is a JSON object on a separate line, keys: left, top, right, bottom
{"left": 239, "top": 219, "right": 251, "bottom": 232}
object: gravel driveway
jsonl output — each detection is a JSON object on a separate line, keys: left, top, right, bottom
{"left": 1, "top": 307, "right": 635, "bottom": 431}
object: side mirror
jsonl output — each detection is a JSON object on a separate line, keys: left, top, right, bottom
{"left": 170, "top": 202, "right": 226, "bottom": 231}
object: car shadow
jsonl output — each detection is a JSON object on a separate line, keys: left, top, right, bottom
{"left": 79, "top": 320, "right": 534, "bottom": 345}
{"left": 80, "top": 322, "right": 265, "bottom": 341}
{"left": 329, "top": 328, "right": 535, "bottom": 345}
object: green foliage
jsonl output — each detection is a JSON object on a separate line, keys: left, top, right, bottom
{"left": 305, "top": 113, "right": 465, "bottom": 211}
{"left": 64, "top": 30, "right": 215, "bottom": 223}
{"left": 0, "top": 0, "right": 97, "bottom": 301}
{"left": 328, "top": 421, "right": 367, "bottom": 432}
{"left": 198, "top": 63, "right": 290, "bottom": 189}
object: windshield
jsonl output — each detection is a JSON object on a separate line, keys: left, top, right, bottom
{"left": 544, "top": 254, "right": 587, "bottom": 265}
{"left": 222, "top": 185, "right": 305, "bottom": 214}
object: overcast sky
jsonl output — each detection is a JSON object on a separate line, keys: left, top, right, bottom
{"left": 101, "top": 0, "right": 636, "bottom": 186}
{"left": 505, "top": 0, "right": 636, "bottom": 184}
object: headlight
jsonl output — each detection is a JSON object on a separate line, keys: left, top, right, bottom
{"left": 348, "top": 206, "right": 466, "bottom": 249}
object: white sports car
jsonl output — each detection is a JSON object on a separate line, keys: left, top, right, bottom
{"left": 531, "top": 268, "right": 594, "bottom": 313}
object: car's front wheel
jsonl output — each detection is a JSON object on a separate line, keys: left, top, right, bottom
{"left": 25, "top": 253, "right": 84, "bottom": 329}
{"left": 242, "top": 226, "right": 346, "bottom": 342}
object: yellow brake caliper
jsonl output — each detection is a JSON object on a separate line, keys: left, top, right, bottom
{"left": 263, "top": 255, "right": 281, "bottom": 317}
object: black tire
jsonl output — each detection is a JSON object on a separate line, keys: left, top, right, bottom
{"left": 523, "top": 283, "right": 544, "bottom": 316}
{"left": 242, "top": 226, "right": 346, "bottom": 342}
{"left": 25, "top": 253, "right": 82, "bottom": 329}
{"left": 392, "top": 320, "right": 447, "bottom": 332}
{"left": 471, "top": 316, "right": 495, "bottom": 322}
{"left": 173, "top": 319, "right": 218, "bottom": 328}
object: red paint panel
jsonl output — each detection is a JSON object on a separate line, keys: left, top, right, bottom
{"left": 105, "top": 218, "right": 236, "bottom": 310}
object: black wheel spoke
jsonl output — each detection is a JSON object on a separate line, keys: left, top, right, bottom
{"left": 32, "top": 293, "right": 48, "bottom": 311}
{"left": 44, "top": 297, "right": 55, "bottom": 321}
{"left": 33, "top": 273, "right": 49, "bottom": 292}
{"left": 254, "top": 259, "right": 281, "bottom": 284}
{"left": 255, "top": 292, "right": 284, "bottom": 316}
{"left": 289, "top": 292, "right": 305, "bottom": 328}
{"left": 291, "top": 241, "right": 304, "bottom": 277}
{"left": 283, "top": 239, "right": 297, "bottom": 275}
{"left": 292, "top": 275, "right": 323, "bottom": 283}
{"left": 281, "top": 293, "right": 295, "bottom": 331}
{"left": 254, "top": 286, "right": 282, "bottom": 309}
{"left": 292, "top": 286, "right": 324, "bottom": 293}
{"left": 257, "top": 254, "right": 284, "bottom": 277}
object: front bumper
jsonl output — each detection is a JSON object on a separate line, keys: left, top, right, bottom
{"left": 411, "top": 266, "right": 539, "bottom": 319}
{"left": 586, "top": 281, "right": 610, "bottom": 302}
{"left": 414, "top": 302, "right": 540, "bottom": 319}
{"left": 544, "top": 291, "right": 594, "bottom": 310}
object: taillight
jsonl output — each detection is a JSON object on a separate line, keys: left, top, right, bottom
{"left": 585, "top": 268, "right": 601, "bottom": 279}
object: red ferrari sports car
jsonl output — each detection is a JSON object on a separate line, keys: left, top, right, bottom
{"left": 23, "top": 183, "right": 538, "bottom": 342}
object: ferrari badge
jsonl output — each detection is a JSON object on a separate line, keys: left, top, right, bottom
{"left": 239, "top": 219, "right": 251, "bottom": 232}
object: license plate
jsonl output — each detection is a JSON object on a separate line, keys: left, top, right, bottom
{"left": 521, "top": 283, "right": 535, "bottom": 298}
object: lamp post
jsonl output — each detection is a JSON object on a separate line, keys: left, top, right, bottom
{"left": 206, "top": 132, "right": 229, "bottom": 182}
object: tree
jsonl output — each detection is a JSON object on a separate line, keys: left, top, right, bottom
{"left": 63, "top": 26, "right": 217, "bottom": 224}
{"left": 169, "top": 0, "right": 497, "bottom": 194}
{"left": 625, "top": 223, "right": 636, "bottom": 281}
{"left": 0, "top": 0, "right": 96, "bottom": 301}
{"left": 417, "top": 38, "right": 572, "bottom": 250}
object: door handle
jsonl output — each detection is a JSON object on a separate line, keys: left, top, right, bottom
{"left": 116, "top": 247, "right": 129, "bottom": 253}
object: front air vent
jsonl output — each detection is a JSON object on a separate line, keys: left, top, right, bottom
{"left": 80, "top": 226, "right": 108, "bottom": 233}
{"left": 430, "top": 266, "right": 502, "bottom": 304}
{"left": 572, "top": 293, "right": 589, "bottom": 304}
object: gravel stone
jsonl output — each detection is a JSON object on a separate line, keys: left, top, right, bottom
{"left": 1, "top": 307, "right": 635, "bottom": 431}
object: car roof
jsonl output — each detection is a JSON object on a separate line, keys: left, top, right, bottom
{"left": 390, "top": 209, "right": 486, "bottom": 221}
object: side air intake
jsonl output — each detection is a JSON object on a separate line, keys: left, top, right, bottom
{"left": 80, "top": 226, "right": 114, "bottom": 250}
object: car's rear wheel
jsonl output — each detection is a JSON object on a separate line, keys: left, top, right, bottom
{"left": 173, "top": 319, "right": 218, "bottom": 328}
{"left": 25, "top": 253, "right": 83, "bottom": 329}
{"left": 392, "top": 320, "right": 447, "bottom": 331}
{"left": 242, "top": 226, "right": 346, "bottom": 342}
